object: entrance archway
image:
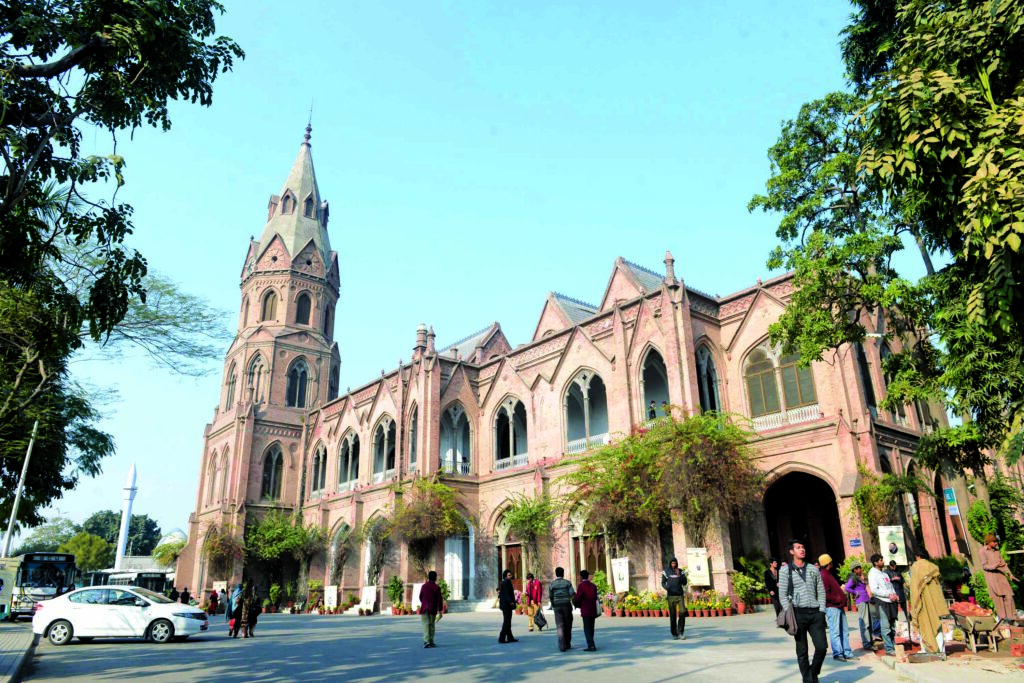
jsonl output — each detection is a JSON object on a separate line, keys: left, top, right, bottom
{"left": 764, "top": 472, "right": 845, "bottom": 565}
{"left": 444, "top": 516, "right": 474, "bottom": 600}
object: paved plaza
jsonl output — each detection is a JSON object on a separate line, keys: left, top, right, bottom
{"left": 18, "top": 610, "right": 907, "bottom": 683}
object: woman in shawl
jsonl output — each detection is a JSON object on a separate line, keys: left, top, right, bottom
{"left": 909, "top": 549, "right": 947, "bottom": 655}
{"left": 228, "top": 583, "right": 244, "bottom": 637}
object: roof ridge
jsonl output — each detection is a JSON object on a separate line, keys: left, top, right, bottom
{"left": 440, "top": 322, "right": 496, "bottom": 351}
{"left": 686, "top": 285, "right": 718, "bottom": 301}
{"left": 622, "top": 258, "right": 663, "bottom": 280}
{"left": 552, "top": 291, "right": 598, "bottom": 310}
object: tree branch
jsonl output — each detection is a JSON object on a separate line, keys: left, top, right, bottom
{"left": 10, "top": 36, "right": 107, "bottom": 79}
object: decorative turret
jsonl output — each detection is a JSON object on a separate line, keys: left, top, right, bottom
{"left": 664, "top": 250, "right": 678, "bottom": 286}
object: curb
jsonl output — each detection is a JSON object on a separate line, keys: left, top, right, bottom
{"left": 4, "top": 634, "right": 38, "bottom": 683}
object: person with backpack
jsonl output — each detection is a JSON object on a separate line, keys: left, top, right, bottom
{"left": 548, "top": 566, "right": 576, "bottom": 652}
{"left": 661, "top": 557, "right": 688, "bottom": 640}
{"left": 779, "top": 539, "right": 828, "bottom": 683}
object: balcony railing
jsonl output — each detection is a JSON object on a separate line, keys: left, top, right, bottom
{"left": 752, "top": 404, "right": 820, "bottom": 432}
{"left": 440, "top": 459, "right": 471, "bottom": 475}
{"left": 337, "top": 480, "right": 354, "bottom": 493}
{"left": 494, "top": 452, "right": 529, "bottom": 471}
{"left": 371, "top": 469, "right": 395, "bottom": 485}
{"left": 565, "top": 433, "right": 610, "bottom": 454}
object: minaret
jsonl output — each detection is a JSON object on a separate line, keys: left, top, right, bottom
{"left": 114, "top": 464, "right": 137, "bottom": 570}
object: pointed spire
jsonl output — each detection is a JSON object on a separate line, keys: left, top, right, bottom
{"left": 664, "top": 250, "right": 678, "bottom": 285}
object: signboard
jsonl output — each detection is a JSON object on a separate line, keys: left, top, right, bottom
{"left": 611, "top": 557, "right": 630, "bottom": 594}
{"left": 849, "top": 538, "right": 863, "bottom": 548}
{"left": 212, "top": 581, "right": 227, "bottom": 594}
{"left": 942, "top": 487, "right": 973, "bottom": 557}
{"left": 359, "top": 585, "right": 377, "bottom": 612}
{"left": 942, "top": 488, "right": 960, "bottom": 516}
{"left": 324, "top": 585, "right": 338, "bottom": 610}
{"left": 878, "top": 526, "right": 908, "bottom": 566}
{"left": 686, "top": 547, "right": 710, "bottom": 586}
{"left": 410, "top": 582, "right": 424, "bottom": 612}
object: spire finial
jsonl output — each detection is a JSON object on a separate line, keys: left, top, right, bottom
{"left": 304, "top": 102, "right": 314, "bottom": 145}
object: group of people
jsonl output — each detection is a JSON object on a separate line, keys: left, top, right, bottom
{"left": 223, "top": 583, "right": 262, "bottom": 638}
{"left": 167, "top": 586, "right": 192, "bottom": 604}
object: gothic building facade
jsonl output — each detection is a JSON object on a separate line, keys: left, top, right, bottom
{"left": 176, "top": 131, "right": 968, "bottom": 603}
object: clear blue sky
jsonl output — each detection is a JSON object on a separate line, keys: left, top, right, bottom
{"left": 41, "top": 0, "right": 857, "bottom": 540}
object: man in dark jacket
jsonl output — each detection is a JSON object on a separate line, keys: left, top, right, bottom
{"left": 573, "top": 569, "right": 600, "bottom": 651}
{"left": 549, "top": 566, "right": 576, "bottom": 652}
{"left": 662, "top": 557, "right": 688, "bottom": 640}
{"left": 498, "top": 569, "right": 519, "bottom": 643}
{"left": 418, "top": 570, "right": 443, "bottom": 648}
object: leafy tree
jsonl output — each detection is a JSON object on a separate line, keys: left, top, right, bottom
{"left": 852, "top": 465, "right": 931, "bottom": 532}
{"left": 11, "top": 517, "right": 80, "bottom": 555}
{"left": 243, "top": 510, "right": 326, "bottom": 597}
{"left": 389, "top": 477, "right": 467, "bottom": 571}
{"left": 500, "top": 493, "right": 556, "bottom": 576}
{"left": 202, "top": 522, "right": 243, "bottom": 580}
{"left": 58, "top": 531, "right": 113, "bottom": 572}
{"left": 82, "top": 510, "right": 162, "bottom": 556}
{"left": 152, "top": 539, "right": 187, "bottom": 568}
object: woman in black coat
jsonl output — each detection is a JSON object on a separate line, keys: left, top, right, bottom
{"left": 764, "top": 557, "right": 782, "bottom": 616}
{"left": 498, "top": 570, "right": 519, "bottom": 643}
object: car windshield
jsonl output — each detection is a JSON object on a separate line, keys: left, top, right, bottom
{"left": 132, "top": 587, "right": 175, "bottom": 604}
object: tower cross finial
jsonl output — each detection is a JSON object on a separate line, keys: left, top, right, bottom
{"left": 304, "top": 102, "right": 314, "bottom": 144}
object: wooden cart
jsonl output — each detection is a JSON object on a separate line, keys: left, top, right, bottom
{"left": 953, "top": 612, "right": 1001, "bottom": 653}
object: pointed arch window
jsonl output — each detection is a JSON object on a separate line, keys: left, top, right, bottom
{"left": 281, "top": 193, "right": 294, "bottom": 214}
{"left": 261, "top": 445, "right": 284, "bottom": 500}
{"left": 408, "top": 406, "right": 419, "bottom": 471}
{"left": 696, "top": 346, "right": 720, "bottom": 413}
{"left": 295, "top": 293, "right": 311, "bottom": 326}
{"left": 640, "top": 349, "right": 670, "bottom": 420}
{"left": 564, "top": 371, "right": 609, "bottom": 453}
{"left": 338, "top": 433, "right": 360, "bottom": 490}
{"left": 880, "top": 345, "right": 908, "bottom": 426}
{"left": 286, "top": 359, "right": 309, "bottom": 408}
{"left": 206, "top": 452, "right": 218, "bottom": 506}
{"left": 310, "top": 443, "right": 327, "bottom": 496}
{"left": 441, "top": 404, "right": 472, "bottom": 474}
{"left": 303, "top": 195, "right": 315, "bottom": 218}
{"left": 322, "top": 306, "right": 332, "bottom": 337}
{"left": 495, "top": 398, "right": 528, "bottom": 470}
{"left": 779, "top": 353, "right": 817, "bottom": 408}
{"left": 372, "top": 419, "right": 397, "bottom": 483}
{"left": 261, "top": 290, "right": 278, "bottom": 322}
{"left": 856, "top": 342, "right": 877, "bottom": 414}
{"left": 241, "top": 297, "right": 249, "bottom": 328}
{"left": 247, "top": 354, "right": 266, "bottom": 403}
{"left": 328, "top": 364, "right": 339, "bottom": 401}
{"left": 224, "top": 362, "right": 237, "bottom": 409}
{"left": 744, "top": 349, "right": 780, "bottom": 417}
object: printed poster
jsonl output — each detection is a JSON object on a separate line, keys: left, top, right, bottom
{"left": 686, "top": 547, "right": 710, "bottom": 586}
{"left": 410, "top": 582, "right": 424, "bottom": 611}
{"left": 878, "top": 525, "right": 908, "bottom": 565}
{"left": 324, "top": 585, "right": 338, "bottom": 609}
{"left": 611, "top": 557, "right": 630, "bottom": 593}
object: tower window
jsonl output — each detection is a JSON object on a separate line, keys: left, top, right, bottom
{"left": 286, "top": 360, "right": 309, "bottom": 408}
{"left": 261, "top": 290, "right": 278, "bottom": 322}
{"left": 295, "top": 293, "right": 311, "bottom": 326}
{"left": 281, "top": 193, "right": 294, "bottom": 214}
{"left": 303, "top": 196, "right": 315, "bottom": 218}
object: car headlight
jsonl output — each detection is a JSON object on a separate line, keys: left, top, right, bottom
{"left": 173, "top": 612, "right": 208, "bottom": 620}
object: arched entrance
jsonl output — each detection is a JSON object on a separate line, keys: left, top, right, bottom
{"left": 764, "top": 472, "right": 845, "bottom": 565}
{"left": 568, "top": 508, "right": 608, "bottom": 584}
{"left": 495, "top": 515, "right": 524, "bottom": 592}
{"left": 444, "top": 516, "right": 474, "bottom": 600}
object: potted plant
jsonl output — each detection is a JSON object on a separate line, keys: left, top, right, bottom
{"left": 731, "top": 572, "right": 761, "bottom": 615}
{"left": 268, "top": 583, "right": 282, "bottom": 611}
{"left": 438, "top": 578, "right": 451, "bottom": 612}
{"left": 387, "top": 575, "right": 405, "bottom": 615}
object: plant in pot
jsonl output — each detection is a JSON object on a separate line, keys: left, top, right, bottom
{"left": 731, "top": 572, "right": 762, "bottom": 615}
{"left": 387, "top": 575, "right": 405, "bottom": 615}
{"left": 268, "top": 584, "right": 282, "bottom": 612}
{"left": 437, "top": 578, "right": 451, "bottom": 612}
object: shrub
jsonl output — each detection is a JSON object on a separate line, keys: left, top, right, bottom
{"left": 966, "top": 500, "right": 998, "bottom": 544}
{"left": 971, "top": 571, "right": 994, "bottom": 610}
{"left": 592, "top": 570, "right": 612, "bottom": 598}
{"left": 386, "top": 575, "right": 404, "bottom": 605}
{"left": 934, "top": 555, "right": 969, "bottom": 590}
{"left": 731, "top": 572, "right": 763, "bottom": 607}
{"left": 389, "top": 477, "right": 465, "bottom": 571}
{"left": 837, "top": 555, "right": 867, "bottom": 583}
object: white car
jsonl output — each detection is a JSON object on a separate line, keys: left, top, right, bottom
{"left": 33, "top": 586, "right": 209, "bottom": 645}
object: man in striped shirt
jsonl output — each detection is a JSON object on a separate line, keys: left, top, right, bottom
{"left": 779, "top": 539, "right": 828, "bottom": 683}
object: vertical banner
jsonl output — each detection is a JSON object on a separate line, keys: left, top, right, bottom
{"left": 324, "top": 585, "right": 338, "bottom": 609}
{"left": 943, "top": 487, "right": 973, "bottom": 557}
{"left": 686, "top": 547, "right": 710, "bottom": 586}
{"left": 410, "top": 582, "right": 424, "bottom": 612}
{"left": 878, "top": 526, "right": 908, "bottom": 565}
{"left": 611, "top": 557, "right": 630, "bottom": 594}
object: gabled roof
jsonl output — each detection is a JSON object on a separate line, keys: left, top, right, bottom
{"left": 552, "top": 292, "right": 599, "bottom": 324}
{"left": 622, "top": 259, "right": 664, "bottom": 292}
{"left": 441, "top": 322, "right": 502, "bottom": 361}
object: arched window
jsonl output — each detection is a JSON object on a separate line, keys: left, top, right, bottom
{"left": 880, "top": 345, "right": 907, "bottom": 425}
{"left": 856, "top": 343, "right": 877, "bottom": 412}
{"left": 224, "top": 362, "right": 237, "bottom": 409}
{"left": 779, "top": 353, "right": 817, "bottom": 408}
{"left": 696, "top": 346, "right": 720, "bottom": 413}
{"left": 303, "top": 195, "right": 315, "bottom": 218}
{"left": 322, "top": 306, "right": 332, "bottom": 337}
{"left": 640, "top": 349, "right": 670, "bottom": 420}
{"left": 408, "top": 406, "right": 419, "bottom": 471}
{"left": 295, "top": 293, "right": 311, "bottom": 326}
{"left": 261, "top": 445, "right": 284, "bottom": 500}
{"left": 247, "top": 354, "right": 266, "bottom": 403}
{"left": 286, "top": 359, "right": 309, "bottom": 408}
{"left": 564, "top": 371, "right": 609, "bottom": 453}
{"left": 241, "top": 297, "right": 249, "bottom": 328}
{"left": 261, "top": 290, "right": 278, "bottom": 322}
{"left": 281, "top": 193, "right": 294, "bottom": 214}
{"left": 328, "top": 364, "right": 339, "bottom": 401}
{"left": 206, "top": 452, "right": 218, "bottom": 506}
{"left": 372, "top": 419, "right": 397, "bottom": 482}
{"left": 310, "top": 443, "right": 327, "bottom": 496}
{"left": 441, "top": 404, "right": 472, "bottom": 474}
{"left": 744, "top": 349, "right": 780, "bottom": 417}
{"left": 338, "top": 433, "right": 360, "bottom": 489}
{"left": 495, "top": 398, "right": 528, "bottom": 470}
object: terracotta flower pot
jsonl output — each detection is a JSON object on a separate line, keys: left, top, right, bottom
{"left": 700, "top": 609, "right": 708, "bottom": 617}
{"left": 688, "top": 609, "right": 695, "bottom": 617}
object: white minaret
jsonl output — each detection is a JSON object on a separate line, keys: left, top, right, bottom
{"left": 114, "top": 464, "right": 137, "bottom": 570}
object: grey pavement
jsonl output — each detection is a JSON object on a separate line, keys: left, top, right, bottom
{"left": 20, "top": 609, "right": 902, "bottom": 683}
{"left": 0, "top": 622, "right": 37, "bottom": 683}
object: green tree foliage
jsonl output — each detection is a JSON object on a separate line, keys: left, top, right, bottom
{"left": 11, "top": 517, "right": 80, "bottom": 554}
{"left": 202, "top": 522, "right": 243, "bottom": 580}
{"left": 561, "top": 412, "right": 764, "bottom": 549}
{"left": 57, "top": 531, "right": 113, "bottom": 572}
{"left": 152, "top": 539, "right": 186, "bottom": 568}
{"left": 82, "top": 510, "right": 161, "bottom": 556}
{"left": 750, "top": 0, "right": 1024, "bottom": 473}
{"left": 243, "top": 510, "right": 327, "bottom": 596}
{"left": 987, "top": 473, "right": 1024, "bottom": 602}
{"left": 500, "top": 493, "right": 556, "bottom": 576}
{"left": 852, "top": 466, "right": 931, "bottom": 531}
{"left": 0, "top": 0, "right": 241, "bottom": 528}
{"left": 359, "top": 517, "right": 393, "bottom": 587}
{"left": 389, "top": 477, "right": 466, "bottom": 571}
{"left": 966, "top": 500, "right": 998, "bottom": 544}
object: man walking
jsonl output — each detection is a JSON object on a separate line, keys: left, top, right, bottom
{"left": 524, "top": 572, "right": 543, "bottom": 632}
{"left": 498, "top": 569, "right": 519, "bottom": 643}
{"left": 779, "top": 540, "right": 828, "bottom": 683}
{"left": 843, "top": 561, "right": 872, "bottom": 650}
{"left": 418, "top": 571, "right": 443, "bottom": 648}
{"left": 573, "top": 569, "right": 600, "bottom": 651}
{"left": 819, "top": 554, "right": 853, "bottom": 661}
{"left": 662, "top": 557, "right": 688, "bottom": 639}
{"left": 867, "top": 553, "right": 897, "bottom": 656}
{"left": 549, "top": 566, "right": 576, "bottom": 652}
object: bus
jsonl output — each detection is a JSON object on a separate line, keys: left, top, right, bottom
{"left": 90, "top": 569, "right": 173, "bottom": 594}
{"left": 0, "top": 552, "right": 77, "bottom": 620}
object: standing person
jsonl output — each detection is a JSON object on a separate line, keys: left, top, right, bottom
{"left": 908, "top": 549, "right": 948, "bottom": 655}
{"left": 867, "top": 553, "right": 897, "bottom": 656}
{"left": 180, "top": 586, "right": 191, "bottom": 605}
{"left": 498, "top": 569, "right": 519, "bottom": 643}
{"left": 648, "top": 400, "right": 657, "bottom": 419}
{"left": 524, "top": 573, "right": 543, "bottom": 632}
{"left": 819, "top": 554, "right": 853, "bottom": 662}
{"left": 244, "top": 586, "right": 261, "bottom": 637}
{"left": 418, "top": 570, "right": 443, "bottom": 648}
{"left": 843, "top": 562, "right": 873, "bottom": 650}
{"left": 549, "top": 566, "right": 576, "bottom": 652}
{"left": 227, "top": 583, "right": 242, "bottom": 627}
{"left": 779, "top": 540, "right": 828, "bottom": 683}
{"left": 573, "top": 569, "right": 599, "bottom": 651}
{"left": 765, "top": 558, "right": 782, "bottom": 616}
{"left": 238, "top": 585, "right": 255, "bottom": 638}
{"left": 169, "top": 586, "right": 180, "bottom": 602}
{"left": 981, "top": 533, "right": 1018, "bottom": 622}
{"left": 208, "top": 589, "right": 219, "bottom": 616}
{"left": 662, "top": 557, "right": 688, "bottom": 640}
{"left": 228, "top": 584, "right": 244, "bottom": 637}
{"left": 886, "top": 561, "right": 910, "bottom": 625}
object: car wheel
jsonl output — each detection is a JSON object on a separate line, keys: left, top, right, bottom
{"left": 48, "top": 620, "right": 74, "bottom": 646}
{"left": 149, "top": 619, "right": 174, "bottom": 644}
{"left": 77, "top": 637, "right": 94, "bottom": 643}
